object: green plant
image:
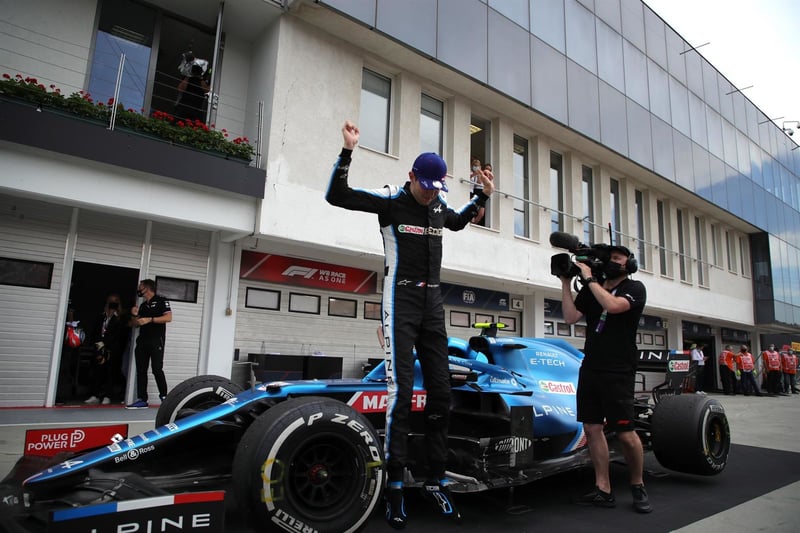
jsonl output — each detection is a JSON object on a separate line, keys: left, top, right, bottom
{"left": 0, "top": 73, "right": 255, "bottom": 162}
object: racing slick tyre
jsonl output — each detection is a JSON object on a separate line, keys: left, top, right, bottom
{"left": 650, "top": 394, "right": 730, "bottom": 475}
{"left": 232, "top": 396, "right": 384, "bottom": 533}
{"left": 155, "top": 375, "right": 243, "bottom": 426}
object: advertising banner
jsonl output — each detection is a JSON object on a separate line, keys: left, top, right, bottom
{"left": 25, "top": 425, "right": 128, "bottom": 458}
{"left": 240, "top": 251, "right": 377, "bottom": 294}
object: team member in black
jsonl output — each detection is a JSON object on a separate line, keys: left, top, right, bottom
{"left": 326, "top": 120, "right": 493, "bottom": 529}
{"left": 126, "top": 279, "right": 172, "bottom": 409}
{"left": 559, "top": 246, "right": 652, "bottom": 513}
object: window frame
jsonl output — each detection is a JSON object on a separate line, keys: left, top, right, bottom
{"left": 360, "top": 67, "right": 393, "bottom": 153}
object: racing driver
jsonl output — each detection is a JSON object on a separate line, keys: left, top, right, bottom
{"left": 326, "top": 120, "right": 493, "bottom": 529}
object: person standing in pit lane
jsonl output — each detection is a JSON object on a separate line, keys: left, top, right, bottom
{"left": 326, "top": 120, "right": 494, "bottom": 530}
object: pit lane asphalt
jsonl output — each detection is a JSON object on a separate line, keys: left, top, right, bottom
{"left": 1, "top": 392, "right": 798, "bottom": 532}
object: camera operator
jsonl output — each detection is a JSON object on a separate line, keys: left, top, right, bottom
{"left": 558, "top": 244, "right": 652, "bottom": 514}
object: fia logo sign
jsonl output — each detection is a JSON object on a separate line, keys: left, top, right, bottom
{"left": 462, "top": 290, "right": 476, "bottom": 305}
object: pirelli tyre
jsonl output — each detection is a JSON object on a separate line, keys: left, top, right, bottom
{"left": 232, "top": 396, "right": 384, "bottom": 533}
{"left": 650, "top": 394, "right": 730, "bottom": 475}
{"left": 155, "top": 375, "right": 243, "bottom": 426}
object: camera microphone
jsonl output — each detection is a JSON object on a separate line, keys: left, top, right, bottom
{"left": 549, "top": 231, "right": 581, "bottom": 252}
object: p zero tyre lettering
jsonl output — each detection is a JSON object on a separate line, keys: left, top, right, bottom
{"left": 233, "top": 397, "right": 384, "bottom": 533}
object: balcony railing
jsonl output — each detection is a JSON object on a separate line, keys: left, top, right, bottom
{"left": 0, "top": 18, "right": 266, "bottom": 198}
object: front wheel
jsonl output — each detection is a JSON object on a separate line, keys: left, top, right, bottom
{"left": 651, "top": 394, "right": 730, "bottom": 475}
{"left": 232, "top": 396, "right": 384, "bottom": 533}
{"left": 155, "top": 375, "right": 243, "bottom": 426}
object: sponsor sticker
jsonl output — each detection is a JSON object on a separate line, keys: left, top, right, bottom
{"left": 537, "top": 380, "right": 576, "bottom": 394}
{"left": 347, "top": 391, "right": 427, "bottom": 413}
{"left": 25, "top": 425, "right": 128, "bottom": 458}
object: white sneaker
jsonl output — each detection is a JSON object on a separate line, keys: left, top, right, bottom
{"left": 85, "top": 396, "right": 100, "bottom": 404}
{"left": 101, "top": 397, "right": 111, "bottom": 405}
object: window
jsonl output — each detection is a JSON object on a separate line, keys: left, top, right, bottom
{"left": 711, "top": 224, "right": 721, "bottom": 267}
{"left": 420, "top": 93, "right": 443, "bottom": 155}
{"left": 245, "top": 288, "right": 280, "bottom": 310}
{"left": 550, "top": 152, "right": 564, "bottom": 233}
{"left": 155, "top": 276, "right": 198, "bottom": 303}
{"left": 475, "top": 313, "right": 494, "bottom": 324}
{"left": 574, "top": 324, "right": 586, "bottom": 338}
{"left": 360, "top": 68, "right": 391, "bottom": 152}
{"left": 544, "top": 321, "right": 554, "bottom": 335}
{"left": 289, "top": 293, "right": 320, "bottom": 314}
{"left": 328, "top": 297, "right": 357, "bottom": 318}
{"left": 450, "top": 311, "right": 470, "bottom": 327}
{"left": 364, "top": 301, "right": 381, "bottom": 320}
{"left": 635, "top": 189, "right": 646, "bottom": 270}
{"left": 695, "top": 216, "right": 707, "bottom": 286}
{"left": 88, "top": 0, "right": 216, "bottom": 120}
{"left": 513, "top": 135, "right": 530, "bottom": 237}
{"left": 582, "top": 166, "right": 594, "bottom": 244}
{"left": 657, "top": 200, "right": 668, "bottom": 276}
{"left": 739, "top": 236, "right": 751, "bottom": 277}
{"left": 726, "top": 231, "right": 738, "bottom": 273}
{"left": 609, "top": 178, "right": 621, "bottom": 245}
{"left": 498, "top": 316, "right": 517, "bottom": 333}
{"left": 471, "top": 115, "right": 492, "bottom": 227}
{"left": 0, "top": 257, "right": 53, "bottom": 289}
{"left": 677, "top": 210, "right": 688, "bottom": 281}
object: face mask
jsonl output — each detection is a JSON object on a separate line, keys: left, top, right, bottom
{"left": 472, "top": 166, "right": 480, "bottom": 172}
{"left": 137, "top": 290, "right": 145, "bottom": 297}
{"left": 603, "top": 261, "right": 627, "bottom": 279}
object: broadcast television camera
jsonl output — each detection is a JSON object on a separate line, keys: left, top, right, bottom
{"left": 549, "top": 231, "right": 637, "bottom": 280}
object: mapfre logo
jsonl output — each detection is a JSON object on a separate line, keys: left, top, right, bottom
{"left": 347, "top": 391, "right": 427, "bottom": 413}
{"left": 538, "top": 380, "right": 576, "bottom": 394}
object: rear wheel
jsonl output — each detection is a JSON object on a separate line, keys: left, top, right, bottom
{"left": 232, "top": 396, "right": 384, "bottom": 533}
{"left": 651, "top": 394, "right": 730, "bottom": 475}
{"left": 155, "top": 375, "right": 243, "bottom": 426}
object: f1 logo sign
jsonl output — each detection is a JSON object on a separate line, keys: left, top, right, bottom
{"left": 282, "top": 266, "right": 317, "bottom": 279}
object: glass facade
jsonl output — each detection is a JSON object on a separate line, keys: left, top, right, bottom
{"left": 322, "top": 0, "right": 800, "bottom": 328}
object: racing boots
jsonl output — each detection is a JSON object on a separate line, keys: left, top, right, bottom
{"left": 385, "top": 481, "right": 407, "bottom": 530}
{"left": 631, "top": 483, "right": 653, "bottom": 513}
{"left": 421, "top": 478, "right": 461, "bottom": 523}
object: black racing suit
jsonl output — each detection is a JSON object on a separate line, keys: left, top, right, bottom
{"left": 326, "top": 148, "right": 487, "bottom": 483}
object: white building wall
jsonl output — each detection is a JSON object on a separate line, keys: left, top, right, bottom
{"left": 255, "top": 13, "right": 757, "bottom": 333}
{"left": 0, "top": 0, "right": 96, "bottom": 93}
{"left": 0, "top": 194, "right": 72, "bottom": 406}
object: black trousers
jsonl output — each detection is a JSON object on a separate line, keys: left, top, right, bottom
{"left": 134, "top": 335, "right": 168, "bottom": 401}
{"left": 719, "top": 365, "right": 735, "bottom": 394}
{"left": 382, "top": 285, "right": 450, "bottom": 483}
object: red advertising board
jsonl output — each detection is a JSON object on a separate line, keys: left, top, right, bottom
{"left": 240, "top": 251, "right": 377, "bottom": 293}
{"left": 25, "top": 425, "right": 128, "bottom": 457}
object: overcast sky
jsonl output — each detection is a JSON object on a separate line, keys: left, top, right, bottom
{"left": 643, "top": 0, "right": 800, "bottom": 140}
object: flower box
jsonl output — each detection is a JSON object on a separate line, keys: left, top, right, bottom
{"left": 0, "top": 97, "right": 265, "bottom": 198}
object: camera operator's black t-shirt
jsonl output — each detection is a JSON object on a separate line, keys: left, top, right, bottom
{"left": 575, "top": 278, "right": 646, "bottom": 373}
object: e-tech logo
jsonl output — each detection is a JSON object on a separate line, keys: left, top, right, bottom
{"left": 538, "top": 380, "right": 576, "bottom": 394}
{"left": 668, "top": 360, "right": 691, "bottom": 372}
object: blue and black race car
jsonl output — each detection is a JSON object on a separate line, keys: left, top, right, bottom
{"left": 1, "top": 324, "right": 730, "bottom": 532}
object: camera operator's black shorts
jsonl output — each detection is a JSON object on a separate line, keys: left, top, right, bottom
{"left": 576, "top": 367, "right": 636, "bottom": 432}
